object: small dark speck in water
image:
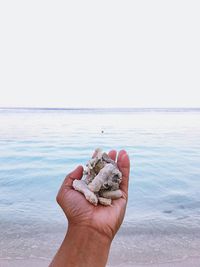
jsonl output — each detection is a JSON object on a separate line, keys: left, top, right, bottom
{"left": 101, "top": 130, "right": 104, "bottom": 133}
{"left": 163, "top": 210, "right": 173, "bottom": 214}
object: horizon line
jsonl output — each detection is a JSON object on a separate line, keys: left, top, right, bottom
{"left": 0, "top": 107, "right": 200, "bottom": 110}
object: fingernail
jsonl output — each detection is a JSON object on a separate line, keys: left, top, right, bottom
{"left": 122, "top": 153, "right": 128, "bottom": 160}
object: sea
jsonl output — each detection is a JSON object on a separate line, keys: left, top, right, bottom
{"left": 0, "top": 108, "right": 200, "bottom": 266}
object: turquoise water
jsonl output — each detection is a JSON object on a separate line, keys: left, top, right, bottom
{"left": 1, "top": 108, "right": 200, "bottom": 264}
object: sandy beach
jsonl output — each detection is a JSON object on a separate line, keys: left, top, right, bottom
{"left": 1, "top": 221, "right": 200, "bottom": 267}
{"left": 1, "top": 257, "right": 200, "bottom": 267}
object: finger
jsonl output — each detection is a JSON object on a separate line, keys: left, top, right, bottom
{"left": 108, "top": 150, "right": 117, "bottom": 161}
{"left": 117, "top": 150, "right": 130, "bottom": 198}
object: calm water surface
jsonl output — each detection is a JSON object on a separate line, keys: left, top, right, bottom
{"left": 0, "top": 108, "right": 200, "bottom": 264}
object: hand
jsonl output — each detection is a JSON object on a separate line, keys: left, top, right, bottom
{"left": 56, "top": 149, "right": 130, "bottom": 241}
{"left": 50, "top": 150, "right": 130, "bottom": 267}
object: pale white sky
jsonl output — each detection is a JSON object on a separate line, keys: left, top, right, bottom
{"left": 0, "top": 1, "right": 199, "bottom": 108}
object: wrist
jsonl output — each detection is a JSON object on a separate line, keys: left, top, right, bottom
{"left": 64, "top": 224, "right": 112, "bottom": 267}
{"left": 67, "top": 223, "right": 112, "bottom": 244}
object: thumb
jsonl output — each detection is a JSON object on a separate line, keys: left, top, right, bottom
{"left": 57, "top": 165, "right": 83, "bottom": 204}
{"left": 65, "top": 165, "right": 83, "bottom": 187}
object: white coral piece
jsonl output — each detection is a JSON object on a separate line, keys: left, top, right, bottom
{"left": 72, "top": 149, "right": 122, "bottom": 206}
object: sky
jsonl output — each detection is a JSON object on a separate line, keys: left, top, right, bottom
{"left": 0, "top": 1, "right": 199, "bottom": 108}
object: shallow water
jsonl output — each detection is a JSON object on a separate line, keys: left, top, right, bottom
{"left": 0, "top": 108, "right": 200, "bottom": 265}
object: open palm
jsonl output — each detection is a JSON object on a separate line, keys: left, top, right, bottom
{"left": 56, "top": 150, "right": 130, "bottom": 240}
